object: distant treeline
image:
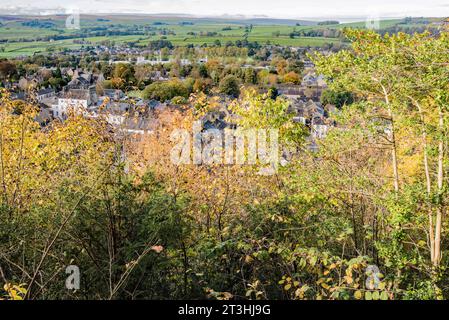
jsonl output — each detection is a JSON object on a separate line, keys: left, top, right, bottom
{"left": 21, "top": 19, "right": 56, "bottom": 28}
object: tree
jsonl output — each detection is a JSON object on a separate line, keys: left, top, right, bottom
{"left": 198, "top": 64, "right": 208, "bottom": 78}
{"left": 113, "top": 63, "right": 136, "bottom": 89}
{"left": 321, "top": 89, "right": 354, "bottom": 108}
{"left": 268, "top": 86, "right": 279, "bottom": 100}
{"left": 134, "top": 64, "right": 152, "bottom": 87}
{"left": 149, "top": 40, "right": 174, "bottom": 50}
{"left": 0, "top": 60, "right": 16, "bottom": 81}
{"left": 313, "top": 29, "right": 449, "bottom": 294}
{"left": 244, "top": 68, "right": 257, "bottom": 84}
{"left": 219, "top": 75, "right": 240, "bottom": 98}
{"left": 282, "top": 71, "right": 300, "bottom": 84}
{"left": 48, "top": 77, "right": 65, "bottom": 90}
{"left": 143, "top": 79, "right": 189, "bottom": 101}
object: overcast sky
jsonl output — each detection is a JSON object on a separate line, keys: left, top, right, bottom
{"left": 1, "top": 0, "right": 449, "bottom": 19}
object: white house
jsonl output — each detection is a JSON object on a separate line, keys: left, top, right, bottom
{"left": 52, "top": 98, "right": 88, "bottom": 119}
{"left": 52, "top": 89, "right": 94, "bottom": 119}
{"left": 311, "top": 117, "right": 329, "bottom": 139}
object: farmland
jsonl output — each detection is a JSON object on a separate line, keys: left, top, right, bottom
{"left": 0, "top": 14, "right": 437, "bottom": 58}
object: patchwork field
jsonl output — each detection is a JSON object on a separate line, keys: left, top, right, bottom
{"left": 0, "top": 15, "right": 440, "bottom": 58}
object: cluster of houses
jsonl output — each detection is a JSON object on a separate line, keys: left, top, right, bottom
{"left": 194, "top": 69, "right": 334, "bottom": 156}
{"left": 48, "top": 85, "right": 161, "bottom": 135}
{"left": 277, "top": 71, "right": 334, "bottom": 141}
{"left": 9, "top": 58, "right": 334, "bottom": 146}
{"left": 9, "top": 67, "right": 163, "bottom": 135}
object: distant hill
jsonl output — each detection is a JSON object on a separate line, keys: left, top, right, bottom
{"left": 0, "top": 14, "right": 318, "bottom": 26}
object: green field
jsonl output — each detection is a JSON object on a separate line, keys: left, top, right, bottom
{"left": 0, "top": 15, "right": 441, "bottom": 58}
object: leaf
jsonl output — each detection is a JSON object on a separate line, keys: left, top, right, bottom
{"left": 344, "top": 275, "right": 353, "bottom": 284}
{"left": 372, "top": 291, "right": 380, "bottom": 300}
{"left": 14, "top": 286, "right": 27, "bottom": 294}
{"left": 284, "top": 284, "right": 291, "bottom": 291}
{"left": 354, "top": 290, "right": 362, "bottom": 300}
{"left": 365, "top": 291, "right": 373, "bottom": 300}
{"left": 380, "top": 291, "right": 389, "bottom": 300}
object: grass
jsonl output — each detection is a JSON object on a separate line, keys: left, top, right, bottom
{"left": 0, "top": 15, "right": 439, "bottom": 58}
{"left": 0, "top": 40, "right": 82, "bottom": 58}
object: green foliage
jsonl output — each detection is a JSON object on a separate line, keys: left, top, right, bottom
{"left": 143, "top": 79, "right": 189, "bottom": 101}
{"left": 219, "top": 75, "right": 240, "bottom": 98}
{"left": 149, "top": 40, "right": 174, "bottom": 50}
{"left": 312, "top": 29, "right": 449, "bottom": 299}
{"left": 230, "top": 88, "right": 307, "bottom": 147}
{"left": 320, "top": 89, "right": 354, "bottom": 108}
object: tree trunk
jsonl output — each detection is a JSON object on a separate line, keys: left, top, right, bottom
{"left": 412, "top": 98, "right": 435, "bottom": 263}
{"left": 433, "top": 108, "right": 445, "bottom": 266}
{"left": 382, "top": 86, "right": 399, "bottom": 193}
